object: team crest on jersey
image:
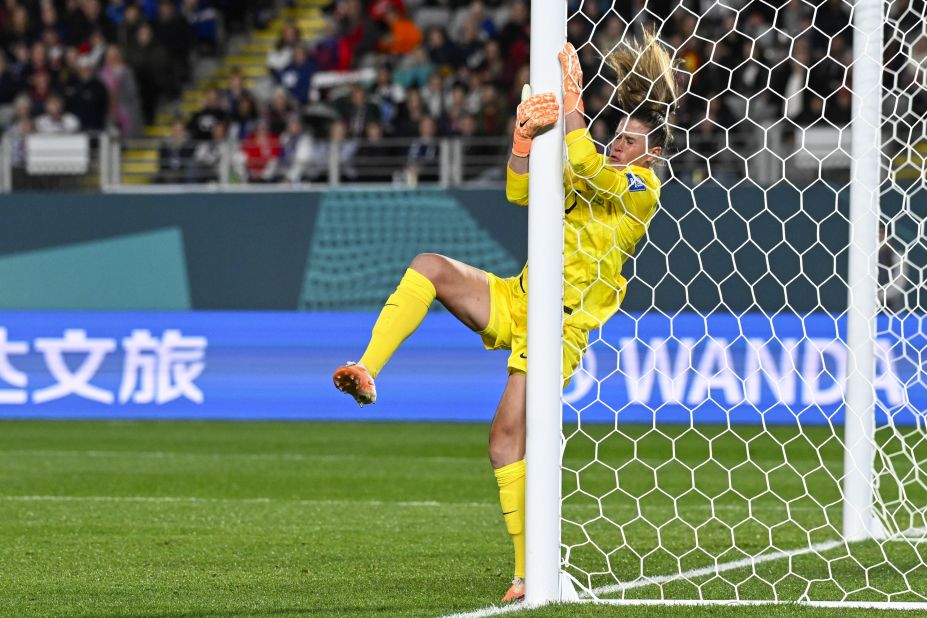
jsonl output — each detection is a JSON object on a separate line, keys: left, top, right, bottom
{"left": 625, "top": 172, "right": 646, "bottom": 192}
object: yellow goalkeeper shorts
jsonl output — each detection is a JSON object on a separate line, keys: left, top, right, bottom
{"left": 479, "top": 271, "right": 587, "bottom": 382}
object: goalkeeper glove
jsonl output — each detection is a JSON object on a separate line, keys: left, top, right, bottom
{"left": 512, "top": 84, "right": 560, "bottom": 158}
{"left": 558, "top": 42, "right": 585, "bottom": 115}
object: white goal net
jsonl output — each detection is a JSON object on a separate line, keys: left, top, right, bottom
{"left": 553, "top": 0, "right": 927, "bottom": 607}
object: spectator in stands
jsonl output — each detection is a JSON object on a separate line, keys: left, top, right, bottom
{"left": 308, "top": 118, "right": 357, "bottom": 181}
{"left": 67, "top": 0, "right": 116, "bottom": 46}
{"left": 1, "top": 3, "right": 29, "bottom": 48}
{"left": 6, "top": 43, "right": 30, "bottom": 86}
{"left": 157, "top": 118, "right": 195, "bottom": 183}
{"left": 379, "top": 6, "right": 421, "bottom": 55}
{"left": 337, "top": 0, "right": 380, "bottom": 65}
{"left": 456, "top": 19, "right": 486, "bottom": 71}
{"left": 475, "top": 81, "right": 503, "bottom": 135}
{"left": 825, "top": 88, "right": 852, "bottom": 127}
{"left": 126, "top": 22, "right": 175, "bottom": 124}
{"left": 239, "top": 118, "right": 281, "bottom": 182}
{"left": 734, "top": 46, "right": 778, "bottom": 123}
{"left": 771, "top": 39, "right": 811, "bottom": 119}
{"left": 355, "top": 120, "right": 395, "bottom": 182}
{"left": 371, "top": 63, "right": 404, "bottom": 132}
{"left": 8, "top": 94, "right": 32, "bottom": 130}
{"left": 26, "top": 42, "right": 57, "bottom": 86}
{"left": 779, "top": 0, "right": 811, "bottom": 34}
{"left": 153, "top": 0, "right": 193, "bottom": 83}
{"left": 367, "top": 0, "right": 405, "bottom": 23}
{"left": 230, "top": 94, "right": 258, "bottom": 140}
{"left": 106, "top": 0, "right": 128, "bottom": 25}
{"left": 100, "top": 44, "right": 142, "bottom": 136}
{"left": 278, "top": 113, "right": 314, "bottom": 183}
{"left": 26, "top": 32, "right": 49, "bottom": 71}
{"left": 334, "top": 83, "right": 380, "bottom": 138}
{"left": 267, "top": 20, "right": 301, "bottom": 75}
{"left": 420, "top": 72, "right": 443, "bottom": 118}
{"left": 459, "top": 112, "right": 499, "bottom": 181}
{"left": 3, "top": 111, "right": 32, "bottom": 169}
{"left": 450, "top": 1, "right": 496, "bottom": 43}
{"left": 28, "top": 69, "right": 53, "bottom": 115}
{"left": 277, "top": 44, "right": 317, "bottom": 105}
{"left": 182, "top": 0, "right": 221, "bottom": 54}
{"left": 506, "top": 64, "right": 529, "bottom": 109}
{"left": 497, "top": 0, "right": 529, "bottom": 70}
{"left": 479, "top": 39, "right": 504, "bottom": 87}
{"left": 82, "top": 28, "right": 110, "bottom": 68}
{"left": 405, "top": 114, "right": 439, "bottom": 183}
{"left": 424, "top": 27, "right": 458, "bottom": 72}
{"left": 794, "top": 95, "right": 825, "bottom": 126}
{"left": 440, "top": 81, "right": 467, "bottom": 135}
{"left": 267, "top": 87, "right": 297, "bottom": 134}
{"left": 815, "top": 0, "right": 851, "bottom": 39}
{"left": 62, "top": 55, "right": 109, "bottom": 131}
{"left": 188, "top": 87, "right": 229, "bottom": 141}
{"left": 223, "top": 68, "right": 255, "bottom": 117}
{"left": 117, "top": 1, "right": 144, "bottom": 48}
{"left": 40, "top": 27, "right": 66, "bottom": 70}
{"left": 192, "top": 119, "right": 227, "bottom": 182}
{"left": 0, "top": 52, "right": 18, "bottom": 109}
{"left": 314, "top": 18, "right": 351, "bottom": 72}
{"left": 38, "top": 2, "right": 66, "bottom": 43}
{"left": 393, "top": 86, "right": 425, "bottom": 137}
{"left": 35, "top": 93, "right": 81, "bottom": 133}
{"left": 392, "top": 46, "right": 434, "bottom": 89}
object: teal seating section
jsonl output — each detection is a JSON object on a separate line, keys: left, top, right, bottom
{"left": 301, "top": 190, "right": 520, "bottom": 310}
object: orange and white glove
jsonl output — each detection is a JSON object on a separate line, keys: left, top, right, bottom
{"left": 558, "top": 42, "right": 584, "bottom": 115}
{"left": 512, "top": 84, "right": 560, "bottom": 157}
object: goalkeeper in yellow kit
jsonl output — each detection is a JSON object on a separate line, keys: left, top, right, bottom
{"left": 333, "top": 34, "right": 679, "bottom": 602}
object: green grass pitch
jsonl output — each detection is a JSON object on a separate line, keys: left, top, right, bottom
{"left": 0, "top": 420, "right": 923, "bottom": 617}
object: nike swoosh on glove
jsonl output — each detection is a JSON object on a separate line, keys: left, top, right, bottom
{"left": 512, "top": 85, "right": 560, "bottom": 158}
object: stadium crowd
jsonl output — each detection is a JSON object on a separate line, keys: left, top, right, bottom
{"left": 2, "top": 0, "right": 924, "bottom": 184}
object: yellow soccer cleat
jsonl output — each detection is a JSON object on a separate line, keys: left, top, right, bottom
{"left": 502, "top": 576, "right": 525, "bottom": 604}
{"left": 332, "top": 362, "right": 377, "bottom": 407}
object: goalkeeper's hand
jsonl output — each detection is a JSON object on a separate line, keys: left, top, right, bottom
{"left": 512, "top": 84, "right": 559, "bottom": 158}
{"left": 558, "top": 42, "right": 585, "bottom": 115}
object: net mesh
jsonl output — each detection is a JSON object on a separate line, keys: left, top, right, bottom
{"left": 560, "top": 0, "right": 927, "bottom": 604}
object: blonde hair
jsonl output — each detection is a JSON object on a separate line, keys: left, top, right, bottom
{"left": 605, "top": 29, "right": 679, "bottom": 149}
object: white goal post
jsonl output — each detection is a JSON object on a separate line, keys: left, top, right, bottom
{"left": 524, "top": 0, "right": 568, "bottom": 607}
{"left": 526, "top": 0, "right": 927, "bottom": 609}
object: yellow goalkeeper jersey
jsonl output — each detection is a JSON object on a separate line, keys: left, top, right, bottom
{"left": 505, "top": 128, "right": 660, "bottom": 332}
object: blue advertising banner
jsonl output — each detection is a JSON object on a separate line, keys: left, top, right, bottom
{"left": 0, "top": 311, "right": 510, "bottom": 421}
{"left": 566, "top": 313, "right": 927, "bottom": 427}
{"left": 0, "top": 311, "right": 922, "bottom": 424}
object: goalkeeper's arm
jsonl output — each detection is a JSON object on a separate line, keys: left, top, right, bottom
{"left": 559, "top": 43, "right": 586, "bottom": 135}
{"left": 506, "top": 85, "right": 558, "bottom": 205}
{"left": 556, "top": 42, "right": 628, "bottom": 202}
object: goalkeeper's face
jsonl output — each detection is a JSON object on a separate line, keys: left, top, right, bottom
{"left": 608, "top": 118, "right": 661, "bottom": 168}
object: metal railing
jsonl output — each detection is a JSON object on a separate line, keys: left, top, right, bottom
{"left": 0, "top": 126, "right": 917, "bottom": 193}
{"left": 109, "top": 135, "right": 510, "bottom": 190}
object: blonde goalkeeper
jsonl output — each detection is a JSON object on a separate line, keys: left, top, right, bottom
{"left": 333, "top": 34, "right": 679, "bottom": 602}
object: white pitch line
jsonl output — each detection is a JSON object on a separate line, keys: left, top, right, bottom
{"left": 1, "top": 449, "right": 478, "bottom": 464}
{"left": 438, "top": 603, "right": 528, "bottom": 618}
{"left": 0, "top": 495, "right": 495, "bottom": 509}
{"left": 588, "top": 538, "right": 845, "bottom": 596}
{"left": 438, "top": 539, "right": 846, "bottom": 618}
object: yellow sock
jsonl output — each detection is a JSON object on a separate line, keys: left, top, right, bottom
{"left": 494, "top": 459, "right": 526, "bottom": 579}
{"left": 359, "top": 268, "right": 436, "bottom": 378}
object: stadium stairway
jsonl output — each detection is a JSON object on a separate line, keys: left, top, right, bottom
{"left": 120, "top": 0, "right": 328, "bottom": 185}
